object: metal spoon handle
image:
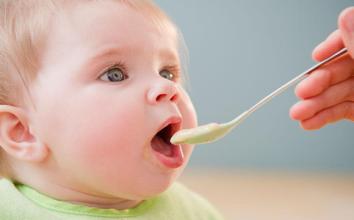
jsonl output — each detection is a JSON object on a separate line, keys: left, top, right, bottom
{"left": 226, "top": 47, "right": 348, "bottom": 127}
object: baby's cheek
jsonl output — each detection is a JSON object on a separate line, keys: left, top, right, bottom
{"left": 62, "top": 105, "right": 145, "bottom": 175}
{"left": 178, "top": 87, "right": 198, "bottom": 129}
{"left": 82, "top": 112, "right": 143, "bottom": 154}
{"left": 69, "top": 121, "right": 143, "bottom": 186}
{"left": 177, "top": 87, "right": 198, "bottom": 159}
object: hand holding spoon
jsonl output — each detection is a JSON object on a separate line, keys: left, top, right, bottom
{"left": 170, "top": 48, "right": 348, "bottom": 145}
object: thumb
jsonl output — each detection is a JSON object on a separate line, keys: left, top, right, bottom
{"left": 338, "top": 7, "right": 354, "bottom": 59}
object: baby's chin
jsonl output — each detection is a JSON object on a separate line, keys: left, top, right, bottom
{"left": 116, "top": 178, "right": 176, "bottom": 201}
{"left": 133, "top": 162, "right": 191, "bottom": 199}
{"left": 102, "top": 145, "right": 194, "bottom": 201}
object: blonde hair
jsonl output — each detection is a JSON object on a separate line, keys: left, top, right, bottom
{"left": 0, "top": 0, "right": 188, "bottom": 177}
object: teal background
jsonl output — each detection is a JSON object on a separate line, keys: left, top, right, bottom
{"left": 155, "top": 0, "right": 353, "bottom": 172}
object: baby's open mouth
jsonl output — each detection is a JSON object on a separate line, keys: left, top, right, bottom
{"left": 151, "top": 119, "right": 184, "bottom": 168}
{"left": 152, "top": 123, "right": 178, "bottom": 156}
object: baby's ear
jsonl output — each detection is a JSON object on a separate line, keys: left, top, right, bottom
{"left": 0, "top": 105, "right": 48, "bottom": 162}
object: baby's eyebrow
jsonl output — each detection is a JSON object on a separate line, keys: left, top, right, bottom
{"left": 158, "top": 48, "right": 179, "bottom": 63}
{"left": 74, "top": 47, "right": 126, "bottom": 79}
{"left": 88, "top": 46, "right": 178, "bottom": 62}
{"left": 85, "top": 45, "right": 180, "bottom": 68}
{"left": 88, "top": 47, "right": 126, "bottom": 62}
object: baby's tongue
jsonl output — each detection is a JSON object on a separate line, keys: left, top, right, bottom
{"left": 151, "top": 135, "right": 173, "bottom": 156}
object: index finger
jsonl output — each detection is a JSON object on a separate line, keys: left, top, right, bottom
{"left": 312, "top": 30, "right": 344, "bottom": 62}
{"left": 295, "top": 54, "right": 354, "bottom": 99}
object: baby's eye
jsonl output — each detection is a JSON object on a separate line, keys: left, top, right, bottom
{"left": 100, "top": 67, "right": 128, "bottom": 82}
{"left": 159, "top": 69, "right": 175, "bottom": 81}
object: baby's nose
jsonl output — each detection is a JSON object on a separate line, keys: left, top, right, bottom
{"left": 146, "top": 80, "right": 179, "bottom": 105}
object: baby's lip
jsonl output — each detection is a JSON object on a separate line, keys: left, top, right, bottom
{"left": 156, "top": 116, "right": 182, "bottom": 138}
{"left": 151, "top": 115, "right": 184, "bottom": 169}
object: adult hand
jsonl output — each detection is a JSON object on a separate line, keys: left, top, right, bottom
{"left": 290, "top": 7, "right": 354, "bottom": 130}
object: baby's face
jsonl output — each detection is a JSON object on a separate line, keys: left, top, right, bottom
{"left": 28, "top": 1, "right": 197, "bottom": 200}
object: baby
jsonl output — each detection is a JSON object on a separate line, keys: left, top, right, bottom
{"left": 0, "top": 0, "right": 223, "bottom": 219}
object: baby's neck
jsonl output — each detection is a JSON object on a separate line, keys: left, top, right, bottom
{"left": 36, "top": 181, "right": 142, "bottom": 209}
{"left": 13, "top": 168, "right": 142, "bottom": 210}
{"left": 61, "top": 192, "right": 143, "bottom": 210}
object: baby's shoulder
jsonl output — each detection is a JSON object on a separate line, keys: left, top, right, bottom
{"left": 166, "top": 182, "right": 211, "bottom": 204}
{"left": 154, "top": 182, "right": 224, "bottom": 220}
{"left": 0, "top": 178, "right": 17, "bottom": 200}
{"left": 0, "top": 178, "right": 24, "bottom": 219}
{"left": 0, "top": 178, "right": 60, "bottom": 220}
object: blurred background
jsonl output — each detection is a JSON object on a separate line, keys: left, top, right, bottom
{"left": 154, "top": 0, "right": 354, "bottom": 219}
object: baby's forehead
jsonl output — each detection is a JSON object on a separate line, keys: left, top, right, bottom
{"left": 38, "top": 0, "right": 181, "bottom": 74}
{"left": 56, "top": 0, "right": 178, "bottom": 36}
{"left": 46, "top": 2, "right": 177, "bottom": 55}
{"left": 51, "top": 0, "right": 179, "bottom": 50}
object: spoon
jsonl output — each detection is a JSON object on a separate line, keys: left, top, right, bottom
{"left": 170, "top": 48, "right": 348, "bottom": 145}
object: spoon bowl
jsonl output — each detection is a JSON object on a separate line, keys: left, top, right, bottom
{"left": 171, "top": 111, "right": 249, "bottom": 144}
